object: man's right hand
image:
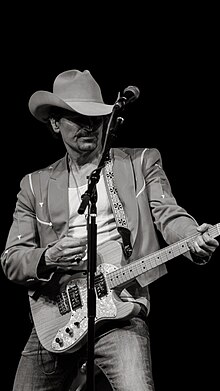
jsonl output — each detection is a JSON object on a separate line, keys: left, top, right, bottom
{"left": 44, "top": 237, "right": 87, "bottom": 268}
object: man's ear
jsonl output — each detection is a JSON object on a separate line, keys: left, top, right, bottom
{"left": 49, "top": 118, "right": 60, "bottom": 133}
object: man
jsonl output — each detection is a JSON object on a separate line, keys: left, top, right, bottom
{"left": 1, "top": 69, "right": 219, "bottom": 391}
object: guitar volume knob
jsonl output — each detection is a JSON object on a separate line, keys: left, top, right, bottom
{"left": 55, "top": 337, "right": 64, "bottom": 346}
{"left": 65, "top": 327, "right": 74, "bottom": 336}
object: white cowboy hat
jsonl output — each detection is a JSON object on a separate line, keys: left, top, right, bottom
{"left": 28, "top": 69, "right": 114, "bottom": 122}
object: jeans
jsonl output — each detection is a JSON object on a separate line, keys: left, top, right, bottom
{"left": 13, "top": 316, "right": 155, "bottom": 391}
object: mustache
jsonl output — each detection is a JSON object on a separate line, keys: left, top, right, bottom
{"left": 77, "top": 129, "right": 99, "bottom": 137}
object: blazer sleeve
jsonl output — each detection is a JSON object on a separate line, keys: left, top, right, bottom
{"left": 1, "top": 174, "right": 51, "bottom": 286}
{"left": 142, "top": 148, "right": 205, "bottom": 262}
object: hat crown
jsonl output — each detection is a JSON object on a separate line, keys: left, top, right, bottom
{"left": 28, "top": 69, "right": 113, "bottom": 122}
{"left": 53, "top": 70, "right": 104, "bottom": 103}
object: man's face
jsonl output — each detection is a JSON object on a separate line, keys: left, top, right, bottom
{"left": 56, "top": 113, "right": 105, "bottom": 155}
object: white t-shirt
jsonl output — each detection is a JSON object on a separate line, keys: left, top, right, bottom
{"left": 68, "top": 173, "right": 120, "bottom": 246}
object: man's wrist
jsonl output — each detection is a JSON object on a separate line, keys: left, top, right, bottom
{"left": 37, "top": 251, "right": 56, "bottom": 278}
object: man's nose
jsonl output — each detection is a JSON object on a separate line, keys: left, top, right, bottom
{"left": 85, "top": 125, "right": 93, "bottom": 132}
{"left": 84, "top": 119, "right": 96, "bottom": 131}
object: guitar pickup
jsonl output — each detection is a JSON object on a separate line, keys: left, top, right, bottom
{"left": 68, "top": 284, "right": 82, "bottom": 311}
{"left": 95, "top": 273, "right": 107, "bottom": 299}
{"left": 57, "top": 284, "right": 81, "bottom": 315}
{"left": 57, "top": 291, "right": 71, "bottom": 315}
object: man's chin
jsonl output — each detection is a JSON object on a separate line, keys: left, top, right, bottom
{"left": 78, "top": 141, "right": 97, "bottom": 151}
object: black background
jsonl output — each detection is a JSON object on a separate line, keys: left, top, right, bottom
{"left": 1, "top": 6, "right": 219, "bottom": 391}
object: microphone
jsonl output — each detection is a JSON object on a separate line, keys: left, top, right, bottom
{"left": 114, "top": 85, "right": 140, "bottom": 109}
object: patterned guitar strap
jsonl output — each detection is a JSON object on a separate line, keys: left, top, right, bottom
{"left": 104, "top": 156, "right": 133, "bottom": 260}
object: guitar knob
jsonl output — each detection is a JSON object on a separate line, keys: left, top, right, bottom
{"left": 74, "top": 321, "right": 80, "bottom": 328}
{"left": 55, "top": 337, "right": 64, "bottom": 346}
{"left": 65, "top": 327, "right": 74, "bottom": 336}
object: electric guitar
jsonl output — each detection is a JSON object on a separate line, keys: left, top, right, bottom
{"left": 29, "top": 223, "right": 220, "bottom": 354}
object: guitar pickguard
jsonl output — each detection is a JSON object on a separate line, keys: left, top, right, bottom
{"left": 52, "top": 263, "right": 118, "bottom": 352}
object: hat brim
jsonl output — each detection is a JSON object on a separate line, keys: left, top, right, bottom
{"left": 28, "top": 91, "right": 114, "bottom": 122}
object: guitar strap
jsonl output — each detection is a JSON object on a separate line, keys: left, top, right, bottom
{"left": 104, "top": 156, "right": 133, "bottom": 259}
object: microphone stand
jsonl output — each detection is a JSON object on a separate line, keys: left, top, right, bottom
{"left": 77, "top": 105, "right": 124, "bottom": 391}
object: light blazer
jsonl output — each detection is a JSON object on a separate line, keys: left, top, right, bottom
{"left": 1, "top": 147, "right": 199, "bottom": 298}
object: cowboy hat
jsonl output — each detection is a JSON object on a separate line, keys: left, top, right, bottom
{"left": 28, "top": 69, "right": 114, "bottom": 122}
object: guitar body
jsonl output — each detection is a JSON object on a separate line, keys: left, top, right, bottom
{"left": 30, "top": 240, "right": 138, "bottom": 354}
{"left": 30, "top": 223, "right": 220, "bottom": 354}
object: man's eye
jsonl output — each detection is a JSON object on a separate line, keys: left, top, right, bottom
{"left": 68, "top": 117, "right": 81, "bottom": 122}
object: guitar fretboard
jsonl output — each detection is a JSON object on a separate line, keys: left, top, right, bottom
{"left": 106, "top": 223, "right": 220, "bottom": 289}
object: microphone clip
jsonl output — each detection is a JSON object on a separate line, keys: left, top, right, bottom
{"left": 113, "top": 85, "right": 140, "bottom": 111}
{"left": 114, "top": 96, "right": 127, "bottom": 110}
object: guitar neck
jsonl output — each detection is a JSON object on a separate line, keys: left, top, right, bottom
{"left": 106, "top": 223, "right": 220, "bottom": 289}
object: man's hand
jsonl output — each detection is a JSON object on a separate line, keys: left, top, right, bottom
{"left": 45, "top": 237, "right": 87, "bottom": 268}
{"left": 188, "top": 223, "right": 219, "bottom": 259}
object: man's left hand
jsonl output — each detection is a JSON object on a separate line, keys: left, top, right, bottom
{"left": 188, "top": 223, "right": 219, "bottom": 259}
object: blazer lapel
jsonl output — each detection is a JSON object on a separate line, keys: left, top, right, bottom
{"left": 48, "top": 157, "right": 69, "bottom": 237}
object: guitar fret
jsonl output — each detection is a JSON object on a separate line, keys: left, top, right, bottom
{"left": 131, "top": 263, "right": 139, "bottom": 277}
{"left": 113, "top": 272, "right": 126, "bottom": 285}
{"left": 146, "top": 257, "right": 156, "bottom": 269}
{"left": 108, "top": 267, "right": 136, "bottom": 289}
